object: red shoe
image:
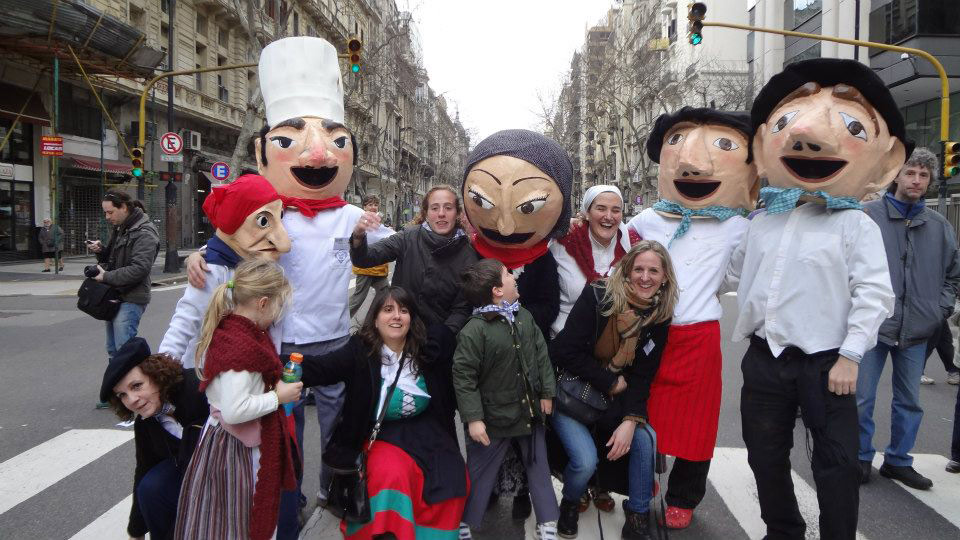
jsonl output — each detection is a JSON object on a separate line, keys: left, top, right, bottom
{"left": 664, "top": 506, "right": 693, "bottom": 529}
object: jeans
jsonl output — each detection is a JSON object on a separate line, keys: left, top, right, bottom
{"left": 136, "top": 458, "right": 181, "bottom": 540}
{"left": 857, "top": 341, "right": 926, "bottom": 466}
{"left": 550, "top": 410, "right": 657, "bottom": 513}
{"left": 105, "top": 302, "right": 145, "bottom": 359}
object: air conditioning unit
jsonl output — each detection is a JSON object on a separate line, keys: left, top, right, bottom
{"left": 183, "top": 130, "right": 202, "bottom": 151}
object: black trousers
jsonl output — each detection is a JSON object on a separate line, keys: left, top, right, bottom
{"left": 665, "top": 457, "right": 711, "bottom": 509}
{"left": 740, "top": 338, "right": 860, "bottom": 540}
{"left": 925, "top": 318, "right": 960, "bottom": 374}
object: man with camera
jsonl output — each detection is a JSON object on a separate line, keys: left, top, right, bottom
{"left": 86, "top": 189, "right": 160, "bottom": 408}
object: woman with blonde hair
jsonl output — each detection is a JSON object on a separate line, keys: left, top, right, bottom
{"left": 174, "top": 259, "right": 302, "bottom": 540}
{"left": 549, "top": 241, "right": 677, "bottom": 539}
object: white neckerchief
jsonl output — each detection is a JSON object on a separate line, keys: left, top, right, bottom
{"left": 155, "top": 403, "right": 183, "bottom": 439}
{"left": 375, "top": 345, "right": 430, "bottom": 419}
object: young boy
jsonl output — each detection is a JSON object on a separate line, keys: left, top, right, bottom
{"left": 453, "top": 258, "right": 559, "bottom": 540}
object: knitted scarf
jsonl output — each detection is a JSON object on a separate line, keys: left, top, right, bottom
{"left": 557, "top": 222, "right": 627, "bottom": 283}
{"left": 472, "top": 234, "right": 550, "bottom": 271}
{"left": 594, "top": 284, "right": 656, "bottom": 371}
{"left": 281, "top": 195, "right": 348, "bottom": 218}
{"left": 199, "top": 314, "right": 296, "bottom": 540}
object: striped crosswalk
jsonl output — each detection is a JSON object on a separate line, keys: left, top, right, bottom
{"left": 2, "top": 429, "right": 957, "bottom": 540}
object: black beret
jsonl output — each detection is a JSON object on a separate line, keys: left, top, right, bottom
{"left": 100, "top": 337, "right": 152, "bottom": 403}
{"left": 646, "top": 107, "right": 752, "bottom": 164}
{"left": 751, "top": 58, "right": 910, "bottom": 151}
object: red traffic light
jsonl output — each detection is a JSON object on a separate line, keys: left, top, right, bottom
{"left": 159, "top": 172, "right": 183, "bottom": 182}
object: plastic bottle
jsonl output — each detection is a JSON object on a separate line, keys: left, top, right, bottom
{"left": 282, "top": 353, "right": 303, "bottom": 416}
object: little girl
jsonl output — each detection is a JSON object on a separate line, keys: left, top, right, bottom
{"left": 174, "top": 259, "right": 302, "bottom": 540}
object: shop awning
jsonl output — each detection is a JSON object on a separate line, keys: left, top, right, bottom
{"left": 62, "top": 154, "right": 131, "bottom": 175}
{"left": 0, "top": 82, "right": 50, "bottom": 126}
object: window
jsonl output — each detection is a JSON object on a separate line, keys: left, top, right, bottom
{"left": 129, "top": 5, "right": 145, "bottom": 31}
{"left": 265, "top": 0, "right": 275, "bottom": 19}
{"left": 667, "top": 18, "right": 677, "bottom": 43}
{"left": 160, "top": 22, "right": 169, "bottom": 43}
{"left": 0, "top": 119, "right": 33, "bottom": 165}
{"left": 791, "top": 0, "right": 821, "bottom": 29}
{"left": 196, "top": 13, "right": 208, "bottom": 37}
{"left": 870, "top": 1, "right": 960, "bottom": 49}
{"left": 293, "top": 12, "right": 299, "bottom": 36}
{"left": 161, "top": 0, "right": 169, "bottom": 14}
{"left": 785, "top": 42, "right": 821, "bottom": 66}
{"left": 217, "top": 55, "right": 228, "bottom": 102}
{"left": 196, "top": 42, "right": 207, "bottom": 91}
{"left": 218, "top": 27, "right": 229, "bottom": 47}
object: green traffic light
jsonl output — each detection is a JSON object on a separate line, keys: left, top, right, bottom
{"left": 949, "top": 166, "right": 960, "bottom": 177}
{"left": 351, "top": 64, "right": 360, "bottom": 73}
{"left": 691, "top": 33, "right": 703, "bottom": 45}
{"left": 132, "top": 168, "right": 143, "bottom": 177}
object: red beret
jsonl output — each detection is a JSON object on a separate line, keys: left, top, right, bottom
{"left": 202, "top": 174, "right": 281, "bottom": 234}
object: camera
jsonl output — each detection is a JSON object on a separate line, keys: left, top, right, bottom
{"left": 84, "top": 265, "right": 101, "bottom": 278}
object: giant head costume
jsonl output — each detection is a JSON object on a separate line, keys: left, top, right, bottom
{"left": 751, "top": 58, "right": 912, "bottom": 201}
{"left": 202, "top": 174, "right": 291, "bottom": 260}
{"left": 255, "top": 37, "right": 355, "bottom": 204}
{"left": 648, "top": 107, "right": 758, "bottom": 212}
{"left": 462, "top": 129, "right": 572, "bottom": 266}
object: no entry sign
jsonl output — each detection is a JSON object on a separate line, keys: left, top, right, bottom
{"left": 160, "top": 132, "right": 183, "bottom": 155}
{"left": 211, "top": 161, "right": 230, "bottom": 181}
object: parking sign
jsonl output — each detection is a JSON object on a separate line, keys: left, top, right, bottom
{"left": 211, "top": 162, "right": 230, "bottom": 181}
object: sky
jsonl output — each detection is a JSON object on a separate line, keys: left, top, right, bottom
{"left": 410, "top": 0, "right": 614, "bottom": 144}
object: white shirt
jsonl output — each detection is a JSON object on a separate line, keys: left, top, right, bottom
{"left": 205, "top": 370, "right": 279, "bottom": 426}
{"left": 725, "top": 203, "right": 895, "bottom": 358}
{"left": 550, "top": 224, "right": 632, "bottom": 337}
{"left": 277, "top": 205, "right": 391, "bottom": 345}
{"left": 627, "top": 208, "right": 748, "bottom": 325}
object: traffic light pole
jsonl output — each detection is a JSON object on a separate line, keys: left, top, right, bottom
{"left": 163, "top": 0, "right": 179, "bottom": 273}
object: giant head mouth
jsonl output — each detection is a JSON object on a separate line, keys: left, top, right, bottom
{"left": 780, "top": 157, "right": 847, "bottom": 183}
{"left": 290, "top": 166, "right": 339, "bottom": 189}
{"left": 480, "top": 227, "right": 534, "bottom": 245}
{"left": 673, "top": 179, "right": 721, "bottom": 200}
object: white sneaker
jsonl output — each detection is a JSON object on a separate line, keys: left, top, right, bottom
{"left": 947, "top": 372, "right": 959, "bottom": 385}
{"left": 920, "top": 375, "right": 935, "bottom": 385}
{"left": 458, "top": 522, "right": 472, "bottom": 540}
{"left": 536, "top": 521, "right": 558, "bottom": 540}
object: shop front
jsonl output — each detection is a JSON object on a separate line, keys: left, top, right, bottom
{"left": 0, "top": 115, "right": 38, "bottom": 261}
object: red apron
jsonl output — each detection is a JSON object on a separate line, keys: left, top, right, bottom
{"left": 646, "top": 320, "right": 722, "bottom": 462}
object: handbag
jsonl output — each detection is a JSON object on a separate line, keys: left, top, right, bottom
{"left": 77, "top": 278, "right": 122, "bottom": 321}
{"left": 326, "top": 357, "right": 406, "bottom": 523}
{"left": 555, "top": 370, "right": 610, "bottom": 425}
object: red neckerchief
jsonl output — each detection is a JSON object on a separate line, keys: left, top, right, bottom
{"left": 281, "top": 195, "right": 348, "bottom": 218}
{"left": 200, "top": 315, "right": 296, "bottom": 540}
{"left": 557, "top": 223, "right": 633, "bottom": 283}
{"left": 472, "top": 234, "right": 550, "bottom": 271}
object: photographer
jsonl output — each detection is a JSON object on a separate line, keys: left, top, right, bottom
{"left": 87, "top": 189, "right": 160, "bottom": 408}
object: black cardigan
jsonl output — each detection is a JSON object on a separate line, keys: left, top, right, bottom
{"left": 129, "top": 369, "right": 209, "bottom": 538}
{"left": 299, "top": 325, "right": 467, "bottom": 504}
{"left": 517, "top": 250, "right": 561, "bottom": 340}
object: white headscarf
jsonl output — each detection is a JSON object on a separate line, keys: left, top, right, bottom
{"left": 581, "top": 185, "right": 623, "bottom": 215}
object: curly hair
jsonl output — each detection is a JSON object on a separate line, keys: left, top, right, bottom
{"left": 109, "top": 354, "right": 184, "bottom": 421}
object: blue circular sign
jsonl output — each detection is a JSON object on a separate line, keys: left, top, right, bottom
{"left": 211, "top": 161, "right": 231, "bottom": 181}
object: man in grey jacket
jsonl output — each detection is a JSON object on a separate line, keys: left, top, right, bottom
{"left": 88, "top": 190, "right": 160, "bottom": 406}
{"left": 858, "top": 147, "right": 960, "bottom": 489}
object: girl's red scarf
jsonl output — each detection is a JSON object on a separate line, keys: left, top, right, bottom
{"left": 472, "top": 234, "right": 550, "bottom": 271}
{"left": 282, "top": 195, "right": 348, "bottom": 218}
{"left": 200, "top": 314, "right": 296, "bottom": 540}
{"left": 557, "top": 223, "right": 638, "bottom": 283}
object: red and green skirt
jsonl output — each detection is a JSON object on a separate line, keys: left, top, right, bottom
{"left": 341, "top": 441, "right": 468, "bottom": 540}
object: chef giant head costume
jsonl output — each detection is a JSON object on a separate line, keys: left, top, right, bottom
{"left": 255, "top": 37, "right": 356, "bottom": 202}
{"left": 751, "top": 58, "right": 912, "bottom": 200}
{"left": 648, "top": 107, "right": 758, "bottom": 212}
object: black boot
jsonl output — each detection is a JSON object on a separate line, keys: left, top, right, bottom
{"left": 622, "top": 509, "right": 653, "bottom": 540}
{"left": 557, "top": 498, "right": 579, "bottom": 539}
{"left": 512, "top": 489, "right": 532, "bottom": 520}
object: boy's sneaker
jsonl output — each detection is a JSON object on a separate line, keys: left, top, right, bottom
{"left": 535, "top": 521, "right": 558, "bottom": 540}
{"left": 920, "top": 375, "right": 935, "bottom": 385}
{"left": 947, "top": 372, "right": 960, "bottom": 385}
{"left": 879, "top": 463, "right": 933, "bottom": 490}
{"left": 557, "top": 498, "right": 579, "bottom": 538}
{"left": 622, "top": 509, "right": 653, "bottom": 540}
{"left": 458, "top": 522, "right": 472, "bottom": 540}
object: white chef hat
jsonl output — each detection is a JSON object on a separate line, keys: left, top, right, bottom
{"left": 258, "top": 37, "right": 345, "bottom": 127}
{"left": 581, "top": 185, "right": 623, "bottom": 215}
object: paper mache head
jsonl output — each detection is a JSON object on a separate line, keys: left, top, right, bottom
{"left": 750, "top": 58, "right": 913, "bottom": 200}
{"left": 202, "top": 174, "right": 290, "bottom": 260}
{"left": 462, "top": 129, "right": 573, "bottom": 250}
{"left": 255, "top": 37, "right": 356, "bottom": 201}
{"left": 647, "top": 107, "right": 758, "bottom": 212}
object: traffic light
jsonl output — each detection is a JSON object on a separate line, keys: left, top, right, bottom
{"left": 688, "top": 2, "right": 707, "bottom": 46}
{"left": 131, "top": 147, "right": 144, "bottom": 177}
{"left": 347, "top": 38, "right": 362, "bottom": 73}
{"left": 945, "top": 141, "right": 960, "bottom": 179}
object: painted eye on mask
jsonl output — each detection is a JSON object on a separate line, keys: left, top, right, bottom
{"left": 468, "top": 188, "right": 496, "bottom": 210}
{"left": 333, "top": 136, "right": 349, "bottom": 149}
{"left": 667, "top": 133, "right": 684, "bottom": 145}
{"left": 713, "top": 137, "right": 739, "bottom": 151}
{"left": 770, "top": 111, "right": 799, "bottom": 133}
{"left": 255, "top": 212, "right": 271, "bottom": 228}
{"left": 269, "top": 136, "right": 295, "bottom": 149}
{"left": 839, "top": 112, "right": 868, "bottom": 141}
{"left": 516, "top": 197, "right": 547, "bottom": 215}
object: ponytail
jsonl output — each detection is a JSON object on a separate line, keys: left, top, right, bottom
{"left": 195, "top": 282, "right": 233, "bottom": 380}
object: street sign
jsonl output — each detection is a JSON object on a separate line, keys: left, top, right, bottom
{"left": 160, "top": 154, "right": 183, "bottom": 162}
{"left": 635, "top": 196, "right": 643, "bottom": 204}
{"left": 40, "top": 136, "right": 63, "bottom": 156}
{"left": 211, "top": 161, "right": 230, "bottom": 181}
{"left": 160, "top": 132, "right": 183, "bottom": 155}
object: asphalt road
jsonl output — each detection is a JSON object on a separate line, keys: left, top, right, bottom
{"left": 0, "top": 289, "right": 957, "bottom": 539}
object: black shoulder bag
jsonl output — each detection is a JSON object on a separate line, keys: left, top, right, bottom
{"left": 77, "top": 278, "right": 122, "bottom": 321}
{"left": 326, "top": 357, "right": 406, "bottom": 523}
{"left": 555, "top": 286, "right": 611, "bottom": 425}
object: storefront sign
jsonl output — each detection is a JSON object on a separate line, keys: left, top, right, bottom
{"left": 160, "top": 154, "right": 184, "bottom": 162}
{"left": 40, "top": 136, "right": 63, "bottom": 156}
{"left": 0, "top": 162, "right": 13, "bottom": 179}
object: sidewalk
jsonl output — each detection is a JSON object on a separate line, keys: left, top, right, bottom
{"left": 0, "top": 251, "right": 194, "bottom": 297}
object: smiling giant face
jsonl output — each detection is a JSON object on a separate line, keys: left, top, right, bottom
{"left": 463, "top": 155, "right": 564, "bottom": 249}
{"left": 255, "top": 116, "right": 354, "bottom": 200}
{"left": 753, "top": 83, "right": 906, "bottom": 200}
{"left": 657, "top": 122, "right": 758, "bottom": 211}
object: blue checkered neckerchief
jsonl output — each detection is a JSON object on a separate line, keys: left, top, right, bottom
{"left": 759, "top": 186, "right": 862, "bottom": 215}
{"left": 652, "top": 199, "right": 746, "bottom": 247}
{"left": 473, "top": 300, "right": 521, "bottom": 324}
